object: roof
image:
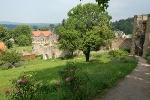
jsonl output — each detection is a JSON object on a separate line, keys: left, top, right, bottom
{"left": 32, "top": 31, "right": 52, "bottom": 37}
{"left": 0, "top": 42, "right": 7, "bottom": 52}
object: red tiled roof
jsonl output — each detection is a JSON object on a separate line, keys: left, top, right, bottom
{"left": 0, "top": 42, "right": 7, "bottom": 52}
{"left": 32, "top": 31, "right": 52, "bottom": 37}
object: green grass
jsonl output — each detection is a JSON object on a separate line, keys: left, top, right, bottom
{"left": 0, "top": 54, "right": 138, "bottom": 100}
{"left": 10, "top": 44, "right": 32, "bottom": 52}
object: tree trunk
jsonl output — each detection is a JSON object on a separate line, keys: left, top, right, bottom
{"left": 71, "top": 51, "right": 73, "bottom": 58}
{"left": 85, "top": 52, "right": 90, "bottom": 62}
{"left": 12, "top": 63, "right": 16, "bottom": 68}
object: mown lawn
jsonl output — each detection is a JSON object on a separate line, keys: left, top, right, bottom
{"left": 0, "top": 54, "right": 138, "bottom": 100}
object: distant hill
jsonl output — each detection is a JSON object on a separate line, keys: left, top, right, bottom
{"left": 0, "top": 21, "right": 60, "bottom": 29}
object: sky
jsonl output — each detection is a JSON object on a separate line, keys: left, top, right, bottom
{"left": 0, "top": 0, "right": 150, "bottom": 23}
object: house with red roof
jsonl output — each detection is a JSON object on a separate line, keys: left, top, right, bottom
{"left": 32, "top": 31, "right": 58, "bottom": 44}
{"left": 0, "top": 42, "right": 7, "bottom": 53}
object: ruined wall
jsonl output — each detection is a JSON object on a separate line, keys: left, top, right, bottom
{"left": 130, "top": 14, "right": 150, "bottom": 57}
{"left": 143, "top": 14, "right": 150, "bottom": 57}
{"left": 111, "top": 38, "right": 132, "bottom": 50}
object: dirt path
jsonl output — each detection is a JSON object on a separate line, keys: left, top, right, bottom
{"left": 98, "top": 57, "right": 150, "bottom": 100}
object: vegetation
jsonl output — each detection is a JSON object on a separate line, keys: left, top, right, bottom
{"left": 57, "top": 18, "right": 79, "bottom": 57}
{"left": 11, "top": 25, "right": 32, "bottom": 46}
{"left": 0, "top": 51, "right": 138, "bottom": 100}
{"left": 0, "top": 50, "right": 23, "bottom": 68}
{"left": 145, "top": 53, "right": 150, "bottom": 63}
{"left": 108, "top": 49, "right": 129, "bottom": 60}
{"left": 80, "top": 0, "right": 110, "bottom": 10}
{"left": 57, "top": 3, "right": 114, "bottom": 62}
{"left": 0, "top": 25, "right": 12, "bottom": 48}
{"left": 111, "top": 17, "right": 134, "bottom": 34}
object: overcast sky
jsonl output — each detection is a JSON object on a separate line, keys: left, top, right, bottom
{"left": 0, "top": 0, "right": 150, "bottom": 23}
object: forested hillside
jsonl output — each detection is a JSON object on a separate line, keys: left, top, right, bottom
{"left": 111, "top": 17, "right": 134, "bottom": 34}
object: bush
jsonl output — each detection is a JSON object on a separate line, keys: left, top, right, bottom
{"left": 108, "top": 49, "right": 129, "bottom": 60}
{"left": 57, "top": 61, "right": 91, "bottom": 100}
{"left": 145, "top": 53, "right": 150, "bottom": 63}
{"left": 121, "top": 48, "right": 130, "bottom": 53}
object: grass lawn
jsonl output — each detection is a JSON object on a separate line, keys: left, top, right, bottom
{"left": 0, "top": 54, "right": 138, "bottom": 100}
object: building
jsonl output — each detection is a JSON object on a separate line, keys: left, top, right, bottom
{"left": 114, "top": 30, "right": 126, "bottom": 38}
{"left": 32, "top": 31, "right": 58, "bottom": 44}
{"left": 0, "top": 42, "right": 7, "bottom": 53}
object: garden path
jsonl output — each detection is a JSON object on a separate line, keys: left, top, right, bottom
{"left": 97, "top": 56, "right": 150, "bottom": 100}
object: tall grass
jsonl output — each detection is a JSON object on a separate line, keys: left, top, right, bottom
{"left": 0, "top": 54, "right": 138, "bottom": 100}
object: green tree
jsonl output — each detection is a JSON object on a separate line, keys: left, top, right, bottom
{"left": 0, "top": 25, "right": 12, "bottom": 48}
{"left": 80, "top": 0, "right": 110, "bottom": 10}
{"left": 17, "top": 35, "right": 31, "bottom": 46}
{"left": 0, "top": 50, "right": 23, "bottom": 68}
{"left": 49, "top": 24, "right": 55, "bottom": 31}
{"left": 12, "top": 25, "right": 32, "bottom": 45}
{"left": 58, "top": 18, "right": 79, "bottom": 57}
{"left": 67, "top": 3, "right": 113, "bottom": 61}
{"left": 39, "top": 26, "right": 49, "bottom": 31}
{"left": 33, "top": 25, "right": 38, "bottom": 31}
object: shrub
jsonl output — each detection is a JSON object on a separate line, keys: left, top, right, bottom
{"left": 0, "top": 50, "right": 23, "bottom": 68}
{"left": 57, "top": 61, "right": 91, "bottom": 100}
{"left": 145, "top": 53, "right": 150, "bottom": 63}
{"left": 108, "top": 49, "right": 129, "bottom": 60}
{"left": 5, "top": 72, "right": 42, "bottom": 100}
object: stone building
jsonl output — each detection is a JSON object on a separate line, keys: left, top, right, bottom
{"left": 32, "top": 31, "right": 69, "bottom": 60}
{"left": 130, "top": 14, "right": 150, "bottom": 57}
{"left": 32, "top": 31, "right": 58, "bottom": 44}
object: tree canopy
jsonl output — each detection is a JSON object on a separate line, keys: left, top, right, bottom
{"left": 12, "top": 25, "right": 32, "bottom": 46}
{"left": 0, "top": 25, "right": 12, "bottom": 48}
{"left": 57, "top": 18, "right": 79, "bottom": 57}
{"left": 80, "top": 0, "right": 110, "bottom": 10}
{"left": 59, "top": 3, "right": 114, "bottom": 61}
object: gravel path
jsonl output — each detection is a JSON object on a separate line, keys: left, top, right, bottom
{"left": 98, "top": 57, "right": 150, "bottom": 100}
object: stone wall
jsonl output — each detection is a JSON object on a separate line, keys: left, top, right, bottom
{"left": 130, "top": 14, "right": 150, "bottom": 57}
{"left": 111, "top": 38, "right": 132, "bottom": 50}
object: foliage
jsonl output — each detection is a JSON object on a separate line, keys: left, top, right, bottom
{"left": 0, "top": 25, "right": 12, "bottom": 48}
{"left": 58, "top": 18, "right": 80, "bottom": 57}
{"left": 17, "top": 35, "right": 31, "bottom": 46}
{"left": 57, "top": 61, "right": 91, "bottom": 100}
{"left": 108, "top": 49, "right": 129, "bottom": 60}
{"left": 49, "top": 24, "right": 55, "bottom": 31}
{"left": 111, "top": 17, "right": 134, "bottom": 34}
{"left": 67, "top": 3, "right": 113, "bottom": 61}
{"left": 32, "top": 25, "right": 38, "bottom": 31}
{"left": 38, "top": 26, "right": 49, "bottom": 31}
{"left": 0, "top": 50, "right": 23, "bottom": 68}
{"left": 0, "top": 53, "right": 138, "bottom": 100}
{"left": 0, "top": 25, "right": 10, "bottom": 42}
{"left": 6, "top": 72, "right": 41, "bottom": 100}
{"left": 80, "top": 0, "right": 110, "bottom": 10}
{"left": 145, "top": 53, "right": 150, "bottom": 63}
{"left": 11, "top": 25, "right": 32, "bottom": 46}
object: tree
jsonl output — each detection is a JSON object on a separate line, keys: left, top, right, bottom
{"left": 80, "top": 0, "right": 110, "bottom": 10}
{"left": 58, "top": 18, "right": 79, "bottom": 57}
{"left": 39, "top": 26, "right": 49, "bottom": 31}
{"left": 67, "top": 3, "right": 113, "bottom": 61}
{"left": 49, "top": 24, "right": 55, "bottom": 31}
{"left": 12, "top": 25, "right": 32, "bottom": 44}
{"left": 0, "top": 25, "right": 12, "bottom": 48}
{"left": 12, "top": 25, "right": 32, "bottom": 45}
{"left": 17, "top": 35, "right": 32, "bottom": 46}
{"left": 0, "top": 50, "right": 23, "bottom": 68}
{"left": 33, "top": 25, "right": 38, "bottom": 31}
